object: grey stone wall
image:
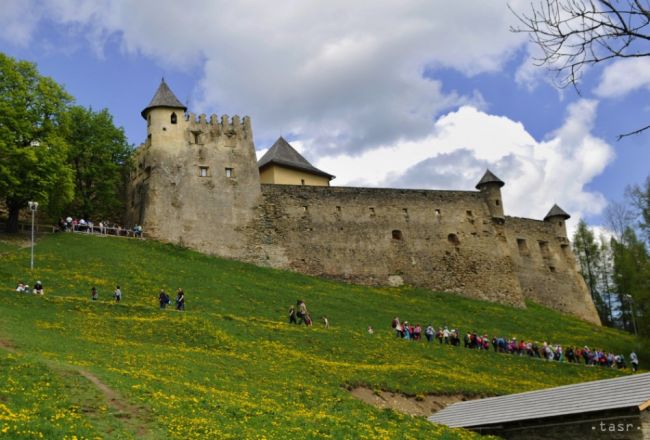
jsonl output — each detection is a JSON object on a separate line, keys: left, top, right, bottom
{"left": 246, "top": 184, "right": 525, "bottom": 307}
{"left": 127, "top": 112, "right": 600, "bottom": 324}
{"left": 127, "top": 111, "right": 261, "bottom": 259}
{"left": 505, "top": 216, "right": 600, "bottom": 324}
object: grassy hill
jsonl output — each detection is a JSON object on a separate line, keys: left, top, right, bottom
{"left": 0, "top": 233, "right": 645, "bottom": 439}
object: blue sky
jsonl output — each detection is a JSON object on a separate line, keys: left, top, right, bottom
{"left": 1, "top": 1, "right": 648, "bottom": 232}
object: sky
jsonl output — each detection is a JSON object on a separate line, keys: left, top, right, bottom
{"left": 1, "top": 0, "right": 649, "bottom": 234}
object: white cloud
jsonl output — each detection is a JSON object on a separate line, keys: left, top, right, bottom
{"left": 0, "top": 0, "right": 528, "bottom": 156}
{"left": 316, "top": 100, "right": 614, "bottom": 226}
{"left": 594, "top": 58, "right": 650, "bottom": 98}
{"left": 0, "top": 0, "right": 42, "bottom": 46}
{"left": 0, "top": 1, "right": 614, "bottom": 228}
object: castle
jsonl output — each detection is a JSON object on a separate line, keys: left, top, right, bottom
{"left": 127, "top": 80, "right": 601, "bottom": 325}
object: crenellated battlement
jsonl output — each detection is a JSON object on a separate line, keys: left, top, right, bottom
{"left": 185, "top": 113, "right": 252, "bottom": 139}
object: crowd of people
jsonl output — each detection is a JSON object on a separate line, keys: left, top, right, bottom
{"left": 15, "top": 281, "right": 186, "bottom": 311}
{"left": 57, "top": 217, "right": 143, "bottom": 238}
{"left": 390, "top": 317, "right": 640, "bottom": 372}
{"left": 11, "top": 280, "right": 641, "bottom": 373}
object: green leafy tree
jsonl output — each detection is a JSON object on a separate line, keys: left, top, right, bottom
{"left": 626, "top": 176, "right": 650, "bottom": 244}
{"left": 573, "top": 219, "right": 611, "bottom": 324}
{"left": 612, "top": 228, "right": 650, "bottom": 336}
{"left": 62, "top": 106, "right": 132, "bottom": 221}
{"left": 0, "top": 53, "right": 74, "bottom": 232}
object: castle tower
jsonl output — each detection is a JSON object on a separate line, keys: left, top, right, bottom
{"left": 141, "top": 79, "right": 188, "bottom": 151}
{"left": 544, "top": 204, "right": 570, "bottom": 238}
{"left": 128, "top": 80, "right": 261, "bottom": 258}
{"left": 476, "top": 169, "right": 505, "bottom": 221}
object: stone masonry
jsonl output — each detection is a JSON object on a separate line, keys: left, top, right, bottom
{"left": 127, "top": 81, "right": 601, "bottom": 325}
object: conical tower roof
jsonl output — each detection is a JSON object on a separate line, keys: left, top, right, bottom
{"left": 258, "top": 137, "right": 334, "bottom": 179}
{"left": 141, "top": 79, "right": 187, "bottom": 119}
{"left": 475, "top": 169, "right": 505, "bottom": 189}
{"left": 544, "top": 204, "right": 570, "bottom": 221}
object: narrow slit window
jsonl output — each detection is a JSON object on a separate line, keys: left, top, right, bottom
{"left": 495, "top": 199, "right": 500, "bottom": 206}
{"left": 517, "top": 238, "right": 529, "bottom": 256}
{"left": 171, "top": 112, "right": 177, "bottom": 124}
{"left": 538, "top": 240, "right": 550, "bottom": 257}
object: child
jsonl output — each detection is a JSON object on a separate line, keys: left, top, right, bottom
{"left": 91, "top": 286, "right": 98, "bottom": 301}
{"left": 114, "top": 286, "right": 122, "bottom": 303}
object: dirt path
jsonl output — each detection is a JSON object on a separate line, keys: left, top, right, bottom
{"left": 350, "top": 386, "right": 481, "bottom": 417}
{"left": 0, "top": 337, "right": 151, "bottom": 437}
{"left": 78, "top": 370, "right": 150, "bottom": 437}
{"left": 0, "top": 338, "right": 16, "bottom": 353}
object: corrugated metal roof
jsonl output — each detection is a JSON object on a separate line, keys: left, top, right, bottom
{"left": 257, "top": 137, "right": 334, "bottom": 179}
{"left": 429, "top": 373, "right": 650, "bottom": 428}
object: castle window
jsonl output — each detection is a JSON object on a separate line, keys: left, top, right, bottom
{"left": 549, "top": 266, "right": 556, "bottom": 273}
{"left": 369, "top": 207, "right": 375, "bottom": 216}
{"left": 402, "top": 208, "right": 409, "bottom": 219}
{"left": 495, "top": 199, "right": 500, "bottom": 206}
{"left": 466, "top": 210, "right": 473, "bottom": 217}
{"left": 517, "top": 238, "right": 529, "bottom": 256}
{"left": 435, "top": 209, "right": 441, "bottom": 216}
{"left": 199, "top": 166, "right": 209, "bottom": 177}
{"left": 192, "top": 131, "right": 201, "bottom": 144}
{"left": 558, "top": 221, "right": 563, "bottom": 227}
{"left": 447, "top": 233, "right": 460, "bottom": 246}
{"left": 225, "top": 168, "right": 234, "bottom": 178}
{"left": 171, "top": 112, "right": 177, "bottom": 124}
{"left": 147, "top": 115, "right": 151, "bottom": 127}
{"left": 301, "top": 179, "right": 305, "bottom": 185}
{"left": 336, "top": 206, "right": 341, "bottom": 213}
{"left": 392, "top": 230, "right": 403, "bottom": 240}
{"left": 538, "top": 240, "right": 550, "bottom": 258}
{"left": 302, "top": 205, "right": 308, "bottom": 212}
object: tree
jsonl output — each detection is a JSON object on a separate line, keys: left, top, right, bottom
{"left": 0, "top": 53, "right": 74, "bottom": 232}
{"left": 61, "top": 106, "right": 132, "bottom": 221}
{"left": 611, "top": 228, "right": 650, "bottom": 336}
{"left": 626, "top": 175, "right": 650, "bottom": 243}
{"left": 510, "top": 0, "right": 650, "bottom": 139}
{"left": 573, "top": 219, "right": 611, "bottom": 324}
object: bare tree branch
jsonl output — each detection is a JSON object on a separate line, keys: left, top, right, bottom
{"left": 510, "top": 0, "right": 650, "bottom": 139}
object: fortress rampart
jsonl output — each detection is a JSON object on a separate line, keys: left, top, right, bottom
{"left": 127, "top": 80, "right": 601, "bottom": 325}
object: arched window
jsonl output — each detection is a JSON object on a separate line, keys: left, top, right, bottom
{"left": 171, "top": 112, "right": 177, "bottom": 124}
{"left": 447, "top": 233, "right": 460, "bottom": 246}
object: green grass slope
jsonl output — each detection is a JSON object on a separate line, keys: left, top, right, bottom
{"left": 0, "top": 233, "right": 645, "bottom": 439}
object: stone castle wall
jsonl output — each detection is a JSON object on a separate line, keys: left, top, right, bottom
{"left": 504, "top": 216, "right": 599, "bottom": 323}
{"left": 128, "top": 111, "right": 261, "bottom": 259}
{"left": 246, "top": 184, "right": 525, "bottom": 307}
{"left": 127, "top": 107, "right": 601, "bottom": 325}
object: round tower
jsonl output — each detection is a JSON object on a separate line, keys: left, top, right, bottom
{"left": 544, "top": 204, "right": 570, "bottom": 238}
{"left": 475, "top": 169, "right": 505, "bottom": 221}
{"left": 141, "top": 79, "right": 187, "bottom": 150}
